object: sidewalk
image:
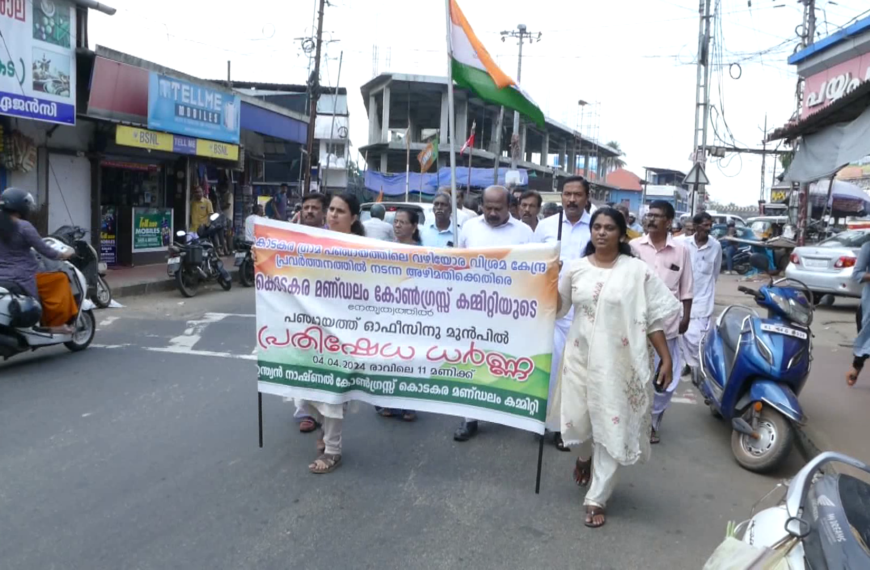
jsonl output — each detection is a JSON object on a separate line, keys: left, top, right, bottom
{"left": 714, "top": 274, "right": 869, "bottom": 476}
{"left": 105, "top": 256, "right": 239, "bottom": 299}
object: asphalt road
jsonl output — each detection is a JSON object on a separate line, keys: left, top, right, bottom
{"left": 0, "top": 285, "right": 803, "bottom": 570}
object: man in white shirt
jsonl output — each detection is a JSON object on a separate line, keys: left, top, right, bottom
{"left": 678, "top": 211, "right": 722, "bottom": 376}
{"left": 454, "top": 185, "right": 535, "bottom": 442}
{"left": 244, "top": 204, "right": 265, "bottom": 242}
{"left": 362, "top": 204, "right": 395, "bottom": 241}
{"left": 534, "top": 176, "right": 592, "bottom": 451}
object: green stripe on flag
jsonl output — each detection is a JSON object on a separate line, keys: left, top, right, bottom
{"left": 452, "top": 59, "right": 545, "bottom": 128}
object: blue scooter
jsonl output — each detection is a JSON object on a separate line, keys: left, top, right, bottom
{"left": 694, "top": 253, "right": 813, "bottom": 473}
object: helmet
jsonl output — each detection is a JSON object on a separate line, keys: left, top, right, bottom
{"left": 0, "top": 187, "right": 36, "bottom": 219}
{"left": 8, "top": 295, "right": 42, "bottom": 328}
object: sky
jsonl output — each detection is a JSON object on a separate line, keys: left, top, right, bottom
{"left": 88, "top": 0, "right": 870, "bottom": 206}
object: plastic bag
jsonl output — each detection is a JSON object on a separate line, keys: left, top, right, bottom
{"left": 704, "top": 537, "right": 795, "bottom": 570}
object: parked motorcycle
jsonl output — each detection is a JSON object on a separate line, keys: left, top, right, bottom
{"left": 51, "top": 225, "right": 112, "bottom": 308}
{"left": 234, "top": 236, "right": 254, "bottom": 287}
{"left": 704, "top": 451, "right": 870, "bottom": 569}
{"left": 0, "top": 238, "right": 97, "bottom": 360}
{"left": 693, "top": 253, "right": 813, "bottom": 473}
{"left": 167, "top": 213, "right": 232, "bottom": 297}
{"left": 730, "top": 245, "right": 753, "bottom": 275}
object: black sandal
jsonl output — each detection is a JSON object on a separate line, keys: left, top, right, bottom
{"left": 554, "top": 432, "right": 570, "bottom": 452}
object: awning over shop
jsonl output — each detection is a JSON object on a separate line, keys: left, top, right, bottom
{"left": 240, "top": 102, "right": 307, "bottom": 145}
{"left": 784, "top": 102, "right": 870, "bottom": 183}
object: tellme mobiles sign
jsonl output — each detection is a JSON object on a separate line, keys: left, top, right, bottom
{"left": 147, "top": 73, "right": 241, "bottom": 144}
{"left": 0, "top": 0, "right": 77, "bottom": 125}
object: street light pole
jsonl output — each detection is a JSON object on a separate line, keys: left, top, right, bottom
{"left": 500, "top": 24, "right": 541, "bottom": 171}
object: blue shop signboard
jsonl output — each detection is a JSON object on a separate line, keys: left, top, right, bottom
{"left": 147, "top": 73, "right": 240, "bottom": 144}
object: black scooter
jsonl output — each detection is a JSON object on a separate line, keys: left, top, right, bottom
{"left": 51, "top": 225, "right": 113, "bottom": 308}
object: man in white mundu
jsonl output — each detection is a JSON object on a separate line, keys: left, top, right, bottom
{"left": 677, "top": 211, "right": 722, "bottom": 374}
{"left": 453, "top": 185, "right": 535, "bottom": 442}
{"left": 534, "top": 176, "right": 592, "bottom": 451}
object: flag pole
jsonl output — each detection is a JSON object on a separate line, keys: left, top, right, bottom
{"left": 445, "top": 0, "right": 459, "bottom": 245}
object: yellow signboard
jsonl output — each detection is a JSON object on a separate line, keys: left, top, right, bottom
{"left": 196, "top": 139, "right": 239, "bottom": 161}
{"left": 116, "top": 126, "right": 173, "bottom": 153}
{"left": 115, "top": 125, "right": 239, "bottom": 161}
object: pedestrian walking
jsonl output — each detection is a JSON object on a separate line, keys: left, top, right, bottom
{"left": 375, "top": 207, "right": 421, "bottom": 422}
{"left": 551, "top": 207, "right": 680, "bottom": 528}
{"left": 848, "top": 240, "right": 870, "bottom": 386}
{"left": 453, "top": 185, "right": 535, "bottom": 442}
{"left": 535, "top": 176, "right": 592, "bottom": 451}
{"left": 363, "top": 203, "right": 396, "bottom": 241}
{"left": 630, "top": 200, "right": 693, "bottom": 445}
{"left": 519, "top": 190, "right": 542, "bottom": 232}
{"left": 677, "top": 212, "right": 722, "bottom": 376}
{"left": 421, "top": 192, "right": 456, "bottom": 248}
{"left": 189, "top": 184, "right": 214, "bottom": 233}
{"left": 292, "top": 191, "right": 332, "bottom": 435}
{"left": 244, "top": 204, "right": 265, "bottom": 242}
{"left": 296, "top": 193, "right": 365, "bottom": 475}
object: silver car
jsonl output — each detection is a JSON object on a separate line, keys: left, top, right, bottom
{"left": 785, "top": 229, "right": 870, "bottom": 302}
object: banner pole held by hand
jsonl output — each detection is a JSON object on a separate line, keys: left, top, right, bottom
{"left": 557, "top": 208, "right": 564, "bottom": 241}
{"left": 535, "top": 433, "right": 545, "bottom": 494}
{"left": 258, "top": 392, "right": 264, "bottom": 448}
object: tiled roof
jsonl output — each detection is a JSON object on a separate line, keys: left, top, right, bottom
{"left": 605, "top": 168, "right": 643, "bottom": 191}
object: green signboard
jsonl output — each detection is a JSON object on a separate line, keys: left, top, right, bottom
{"left": 132, "top": 208, "right": 173, "bottom": 252}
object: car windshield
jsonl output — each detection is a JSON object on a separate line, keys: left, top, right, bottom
{"left": 819, "top": 230, "right": 870, "bottom": 248}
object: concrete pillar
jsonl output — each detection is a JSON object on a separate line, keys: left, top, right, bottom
{"left": 440, "top": 90, "right": 449, "bottom": 144}
{"left": 559, "top": 140, "right": 567, "bottom": 173}
{"left": 408, "top": 114, "right": 418, "bottom": 144}
{"left": 381, "top": 86, "right": 391, "bottom": 143}
{"left": 583, "top": 154, "right": 589, "bottom": 179}
{"left": 380, "top": 153, "right": 388, "bottom": 173}
{"left": 368, "top": 94, "right": 380, "bottom": 145}
{"left": 456, "top": 93, "right": 468, "bottom": 147}
{"left": 541, "top": 132, "right": 550, "bottom": 167}
{"left": 490, "top": 115, "right": 499, "bottom": 154}
{"left": 567, "top": 150, "right": 576, "bottom": 175}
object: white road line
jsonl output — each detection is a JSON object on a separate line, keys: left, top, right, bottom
{"left": 98, "top": 316, "right": 120, "bottom": 328}
{"left": 204, "top": 312, "right": 255, "bottom": 319}
{"left": 92, "top": 343, "right": 256, "bottom": 361}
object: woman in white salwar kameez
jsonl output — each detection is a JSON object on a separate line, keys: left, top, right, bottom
{"left": 548, "top": 208, "right": 681, "bottom": 528}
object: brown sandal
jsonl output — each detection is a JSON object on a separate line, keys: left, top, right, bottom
{"left": 309, "top": 453, "right": 342, "bottom": 474}
{"left": 585, "top": 506, "right": 606, "bottom": 528}
{"left": 573, "top": 457, "right": 592, "bottom": 487}
{"left": 316, "top": 439, "right": 326, "bottom": 454}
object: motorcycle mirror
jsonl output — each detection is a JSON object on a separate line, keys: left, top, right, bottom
{"left": 176, "top": 230, "right": 186, "bottom": 237}
{"left": 209, "top": 213, "right": 221, "bottom": 222}
{"left": 749, "top": 253, "right": 769, "bottom": 272}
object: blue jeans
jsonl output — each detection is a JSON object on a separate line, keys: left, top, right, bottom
{"left": 724, "top": 245, "right": 737, "bottom": 272}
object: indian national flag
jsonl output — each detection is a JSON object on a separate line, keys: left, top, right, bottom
{"left": 449, "top": 0, "right": 545, "bottom": 127}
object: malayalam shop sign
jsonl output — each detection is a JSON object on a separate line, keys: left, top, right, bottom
{"left": 116, "top": 125, "right": 239, "bottom": 161}
{"left": 802, "top": 52, "right": 870, "bottom": 119}
{"left": 147, "top": 73, "right": 241, "bottom": 144}
{"left": 0, "top": 0, "right": 77, "bottom": 124}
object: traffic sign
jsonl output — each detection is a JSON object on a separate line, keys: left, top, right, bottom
{"left": 684, "top": 162, "right": 710, "bottom": 186}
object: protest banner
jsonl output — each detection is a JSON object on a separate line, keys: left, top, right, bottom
{"left": 254, "top": 219, "right": 559, "bottom": 434}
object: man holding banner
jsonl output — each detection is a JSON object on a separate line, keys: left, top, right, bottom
{"left": 452, "top": 185, "right": 536, "bottom": 442}
{"left": 534, "top": 176, "right": 592, "bottom": 451}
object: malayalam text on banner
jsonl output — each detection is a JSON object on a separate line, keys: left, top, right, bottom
{"left": 254, "top": 220, "right": 560, "bottom": 434}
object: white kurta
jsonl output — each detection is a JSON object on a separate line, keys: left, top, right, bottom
{"left": 547, "top": 256, "right": 681, "bottom": 465}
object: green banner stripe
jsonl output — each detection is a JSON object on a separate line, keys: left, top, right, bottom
{"left": 258, "top": 360, "right": 546, "bottom": 422}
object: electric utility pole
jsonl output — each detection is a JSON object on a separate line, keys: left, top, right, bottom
{"left": 795, "top": 0, "right": 816, "bottom": 245}
{"left": 500, "top": 24, "right": 541, "bottom": 170}
{"left": 303, "top": 0, "right": 327, "bottom": 194}
{"left": 690, "top": 0, "right": 713, "bottom": 215}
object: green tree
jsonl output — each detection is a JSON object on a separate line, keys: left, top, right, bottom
{"left": 604, "top": 140, "right": 626, "bottom": 173}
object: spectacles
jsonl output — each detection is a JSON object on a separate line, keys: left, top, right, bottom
{"left": 646, "top": 213, "right": 668, "bottom": 220}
